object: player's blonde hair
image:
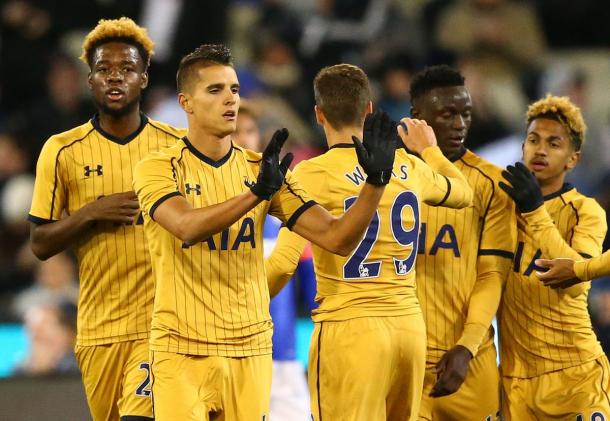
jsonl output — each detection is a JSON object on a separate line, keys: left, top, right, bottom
{"left": 526, "top": 94, "right": 586, "bottom": 150}
{"left": 80, "top": 17, "right": 154, "bottom": 68}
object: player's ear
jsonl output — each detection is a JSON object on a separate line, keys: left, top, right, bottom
{"left": 365, "top": 100, "right": 373, "bottom": 114}
{"left": 566, "top": 149, "right": 581, "bottom": 171}
{"left": 314, "top": 105, "right": 325, "bottom": 125}
{"left": 141, "top": 71, "right": 149, "bottom": 89}
{"left": 179, "top": 93, "right": 193, "bottom": 114}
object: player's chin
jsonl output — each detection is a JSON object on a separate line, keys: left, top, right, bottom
{"left": 99, "top": 101, "right": 131, "bottom": 117}
{"left": 219, "top": 121, "right": 237, "bottom": 137}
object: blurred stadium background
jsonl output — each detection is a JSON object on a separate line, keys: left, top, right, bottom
{"left": 0, "top": 0, "right": 609, "bottom": 418}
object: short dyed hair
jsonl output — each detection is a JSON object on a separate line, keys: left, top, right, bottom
{"left": 409, "top": 65, "right": 465, "bottom": 102}
{"left": 526, "top": 94, "right": 586, "bottom": 150}
{"left": 80, "top": 17, "right": 154, "bottom": 68}
{"left": 176, "top": 44, "right": 234, "bottom": 93}
{"left": 313, "top": 64, "right": 371, "bottom": 130}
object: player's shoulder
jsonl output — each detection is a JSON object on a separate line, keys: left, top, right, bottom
{"left": 560, "top": 185, "right": 605, "bottom": 217}
{"left": 394, "top": 147, "right": 424, "bottom": 169}
{"left": 146, "top": 117, "right": 187, "bottom": 139}
{"left": 459, "top": 150, "right": 504, "bottom": 182}
{"left": 292, "top": 153, "right": 334, "bottom": 180}
{"left": 231, "top": 144, "right": 262, "bottom": 163}
{"left": 135, "top": 139, "right": 189, "bottom": 172}
{"left": 42, "top": 120, "right": 96, "bottom": 154}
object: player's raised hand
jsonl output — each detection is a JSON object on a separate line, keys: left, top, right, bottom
{"left": 498, "top": 162, "right": 543, "bottom": 213}
{"left": 249, "top": 128, "right": 294, "bottom": 200}
{"left": 396, "top": 118, "right": 437, "bottom": 155}
{"left": 535, "top": 258, "right": 583, "bottom": 289}
{"left": 83, "top": 191, "right": 140, "bottom": 224}
{"left": 351, "top": 110, "right": 395, "bottom": 186}
{"left": 430, "top": 345, "right": 472, "bottom": 398}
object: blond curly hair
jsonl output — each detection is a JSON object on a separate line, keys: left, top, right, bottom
{"left": 80, "top": 17, "right": 154, "bottom": 67}
{"left": 526, "top": 94, "right": 586, "bottom": 150}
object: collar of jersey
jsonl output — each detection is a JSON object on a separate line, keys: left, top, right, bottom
{"left": 543, "top": 182, "right": 574, "bottom": 201}
{"left": 182, "top": 136, "right": 233, "bottom": 168}
{"left": 328, "top": 143, "right": 355, "bottom": 150}
{"left": 91, "top": 112, "right": 149, "bottom": 145}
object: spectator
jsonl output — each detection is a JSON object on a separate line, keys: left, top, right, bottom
{"left": 13, "top": 301, "right": 79, "bottom": 376}
{"left": 12, "top": 252, "right": 78, "bottom": 320}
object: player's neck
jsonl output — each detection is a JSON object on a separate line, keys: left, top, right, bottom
{"left": 538, "top": 173, "right": 567, "bottom": 197}
{"left": 186, "top": 125, "right": 232, "bottom": 161}
{"left": 97, "top": 108, "right": 142, "bottom": 139}
{"left": 323, "top": 124, "right": 363, "bottom": 148}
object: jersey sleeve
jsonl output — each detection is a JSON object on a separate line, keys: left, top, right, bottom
{"left": 28, "top": 138, "right": 67, "bottom": 224}
{"left": 415, "top": 147, "right": 473, "bottom": 208}
{"left": 457, "top": 178, "right": 517, "bottom": 356}
{"left": 522, "top": 201, "right": 606, "bottom": 262}
{"left": 268, "top": 166, "right": 316, "bottom": 230}
{"left": 574, "top": 250, "right": 610, "bottom": 280}
{"left": 133, "top": 154, "right": 182, "bottom": 220}
{"left": 265, "top": 226, "right": 309, "bottom": 297}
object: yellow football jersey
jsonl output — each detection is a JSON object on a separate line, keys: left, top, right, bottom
{"left": 266, "top": 144, "right": 473, "bottom": 322}
{"left": 575, "top": 249, "right": 610, "bottom": 280}
{"left": 416, "top": 149, "right": 517, "bottom": 364}
{"left": 29, "top": 115, "right": 184, "bottom": 346}
{"left": 133, "top": 139, "right": 314, "bottom": 357}
{"left": 500, "top": 183, "right": 607, "bottom": 378}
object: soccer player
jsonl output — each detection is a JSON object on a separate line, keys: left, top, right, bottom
{"left": 28, "top": 18, "right": 184, "bottom": 421}
{"left": 132, "top": 46, "right": 396, "bottom": 421}
{"left": 536, "top": 252, "right": 610, "bottom": 286}
{"left": 410, "top": 65, "right": 517, "bottom": 421}
{"left": 264, "top": 64, "right": 474, "bottom": 421}
{"left": 233, "top": 103, "right": 313, "bottom": 419}
{"left": 498, "top": 95, "right": 609, "bottom": 419}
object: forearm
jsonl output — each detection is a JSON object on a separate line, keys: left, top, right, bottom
{"left": 456, "top": 255, "right": 509, "bottom": 356}
{"left": 574, "top": 251, "right": 610, "bottom": 280}
{"left": 293, "top": 183, "right": 384, "bottom": 255}
{"left": 265, "top": 228, "right": 307, "bottom": 298}
{"left": 161, "top": 191, "right": 262, "bottom": 244}
{"left": 421, "top": 147, "right": 472, "bottom": 208}
{"left": 30, "top": 209, "right": 93, "bottom": 260}
{"left": 522, "top": 206, "right": 583, "bottom": 260}
{"left": 332, "top": 183, "right": 384, "bottom": 249}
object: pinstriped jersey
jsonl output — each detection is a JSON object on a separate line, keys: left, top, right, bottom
{"left": 29, "top": 114, "right": 184, "bottom": 346}
{"left": 416, "top": 149, "right": 517, "bottom": 365}
{"left": 133, "top": 139, "right": 314, "bottom": 357}
{"left": 278, "top": 145, "right": 472, "bottom": 323}
{"left": 500, "top": 184, "right": 606, "bottom": 378}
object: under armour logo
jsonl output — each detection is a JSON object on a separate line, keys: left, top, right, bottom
{"left": 185, "top": 183, "right": 201, "bottom": 195}
{"left": 244, "top": 176, "right": 255, "bottom": 188}
{"left": 84, "top": 165, "right": 103, "bottom": 176}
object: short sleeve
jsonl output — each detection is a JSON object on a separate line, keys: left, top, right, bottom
{"left": 268, "top": 168, "right": 316, "bottom": 230}
{"left": 28, "top": 139, "right": 66, "bottom": 224}
{"left": 133, "top": 154, "right": 182, "bottom": 220}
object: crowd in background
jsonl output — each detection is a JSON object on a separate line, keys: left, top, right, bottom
{"left": 0, "top": 0, "right": 609, "bottom": 376}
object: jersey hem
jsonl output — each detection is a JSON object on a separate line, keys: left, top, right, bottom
{"left": 500, "top": 351, "right": 605, "bottom": 379}
{"left": 27, "top": 214, "right": 55, "bottom": 225}
{"left": 76, "top": 331, "right": 149, "bottom": 347}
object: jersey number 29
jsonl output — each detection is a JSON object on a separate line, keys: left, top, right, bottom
{"left": 343, "top": 191, "right": 420, "bottom": 279}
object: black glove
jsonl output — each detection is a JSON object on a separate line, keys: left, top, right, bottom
{"left": 351, "top": 111, "right": 396, "bottom": 185}
{"left": 499, "top": 162, "right": 543, "bottom": 212}
{"left": 249, "top": 128, "right": 294, "bottom": 200}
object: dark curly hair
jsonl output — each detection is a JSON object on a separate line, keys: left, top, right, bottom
{"left": 409, "top": 65, "right": 465, "bottom": 102}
